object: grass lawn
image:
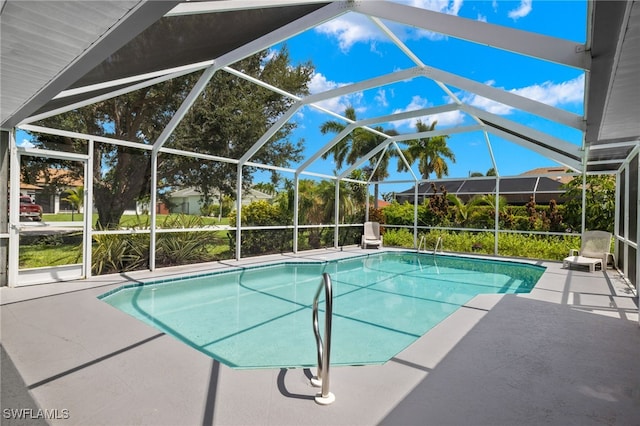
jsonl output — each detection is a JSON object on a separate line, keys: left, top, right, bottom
{"left": 42, "top": 213, "right": 229, "bottom": 227}
{"left": 20, "top": 238, "right": 232, "bottom": 269}
{"left": 19, "top": 213, "right": 233, "bottom": 269}
{"left": 19, "top": 244, "right": 81, "bottom": 268}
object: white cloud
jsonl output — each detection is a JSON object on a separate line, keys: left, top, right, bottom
{"left": 461, "top": 74, "right": 585, "bottom": 115}
{"left": 307, "top": 72, "right": 363, "bottom": 113}
{"left": 508, "top": 0, "right": 532, "bottom": 20}
{"left": 431, "top": 109, "right": 466, "bottom": 127}
{"left": 316, "top": 1, "right": 463, "bottom": 52}
{"left": 375, "top": 89, "right": 388, "bottom": 107}
{"left": 399, "top": 0, "right": 463, "bottom": 15}
{"left": 19, "top": 139, "right": 35, "bottom": 148}
{"left": 511, "top": 74, "right": 585, "bottom": 106}
{"left": 468, "top": 94, "right": 514, "bottom": 115}
{"left": 389, "top": 95, "right": 465, "bottom": 129}
{"left": 308, "top": 72, "right": 342, "bottom": 94}
{"left": 315, "top": 13, "right": 384, "bottom": 52}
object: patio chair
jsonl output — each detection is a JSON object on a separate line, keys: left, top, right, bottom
{"left": 563, "top": 230, "right": 613, "bottom": 272}
{"left": 361, "top": 221, "right": 383, "bottom": 249}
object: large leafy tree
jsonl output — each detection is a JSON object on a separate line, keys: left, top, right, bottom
{"left": 397, "top": 120, "right": 456, "bottom": 179}
{"left": 163, "top": 47, "right": 313, "bottom": 204}
{"left": 29, "top": 46, "right": 312, "bottom": 228}
{"left": 32, "top": 77, "right": 193, "bottom": 228}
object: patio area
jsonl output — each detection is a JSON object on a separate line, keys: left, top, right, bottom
{"left": 1, "top": 248, "right": 638, "bottom": 426}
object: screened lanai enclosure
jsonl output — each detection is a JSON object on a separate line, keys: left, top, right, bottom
{"left": 1, "top": 1, "right": 638, "bottom": 293}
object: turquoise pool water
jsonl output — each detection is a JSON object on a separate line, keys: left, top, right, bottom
{"left": 99, "top": 252, "right": 544, "bottom": 369}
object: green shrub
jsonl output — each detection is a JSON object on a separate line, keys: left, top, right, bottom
{"left": 200, "top": 204, "right": 217, "bottom": 217}
{"left": 562, "top": 175, "right": 615, "bottom": 232}
{"left": 382, "top": 229, "right": 581, "bottom": 262}
{"left": 496, "top": 233, "right": 579, "bottom": 260}
{"left": 384, "top": 197, "right": 572, "bottom": 233}
{"left": 383, "top": 201, "right": 415, "bottom": 226}
{"left": 382, "top": 228, "right": 415, "bottom": 248}
{"left": 92, "top": 214, "right": 220, "bottom": 275}
{"left": 156, "top": 231, "right": 216, "bottom": 265}
{"left": 92, "top": 233, "right": 149, "bottom": 275}
{"left": 430, "top": 231, "right": 495, "bottom": 255}
{"left": 338, "top": 226, "right": 362, "bottom": 247}
{"left": 230, "top": 201, "right": 292, "bottom": 255}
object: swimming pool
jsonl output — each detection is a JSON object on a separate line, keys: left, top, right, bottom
{"left": 99, "top": 252, "right": 545, "bottom": 369}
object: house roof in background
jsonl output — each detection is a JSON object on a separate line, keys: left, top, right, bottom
{"left": 18, "top": 183, "right": 43, "bottom": 191}
{"left": 36, "top": 169, "right": 83, "bottom": 187}
{"left": 169, "top": 187, "right": 274, "bottom": 199}
{"left": 519, "top": 167, "right": 574, "bottom": 184}
{"left": 395, "top": 172, "right": 568, "bottom": 205}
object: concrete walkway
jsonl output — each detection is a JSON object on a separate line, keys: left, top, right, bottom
{"left": 1, "top": 248, "right": 638, "bottom": 425}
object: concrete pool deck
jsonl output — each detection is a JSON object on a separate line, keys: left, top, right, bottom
{"left": 1, "top": 247, "right": 638, "bottom": 425}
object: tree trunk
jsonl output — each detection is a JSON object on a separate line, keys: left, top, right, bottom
{"left": 374, "top": 184, "right": 380, "bottom": 209}
{"left": 94, "top": 192, "right": 126, "bottom": 229}
{"left": 93, "top": 147, "right": 150, "bottom": 229}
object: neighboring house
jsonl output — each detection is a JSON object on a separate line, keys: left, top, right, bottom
{"left": 25, "top": 168, "right": 280, "bottom": 217}
{"left": 13, "top": 169, "right": 83, "bottom": 214}
{"left": 395, "top": 168, "right": 574, "bottom": 206}
{"left": 376, "top": 199, "right": 390, "bottom": 208}
{"left": 18, "top": 182, "right": 42, "bottom": 199}
{"left": 33, "top": 168, "right": 144, "bottom": 215}
{"left": 34, "top": 168, "right": 84, "bottom": 213}
{"left": 167, "top": 187, "right": 274, "bottom": 215}
{"left": 167, "top": 187, "right": 206, "bottom": 215}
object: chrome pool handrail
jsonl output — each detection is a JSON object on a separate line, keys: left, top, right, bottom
{"left": 311, "top": 272, "right": 335, "bottom": 405}
{"left": 417, "top": 235, "right": 426, "bottom": 252}
{"left": 434, "top": 236, "right": 443, "bottom": 254}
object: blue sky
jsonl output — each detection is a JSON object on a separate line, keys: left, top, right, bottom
{"left": 265, "top": 0, "right": 587, "bottom": 195}
{"left": 18, "top": 0, "right": 587, "bottom": 197}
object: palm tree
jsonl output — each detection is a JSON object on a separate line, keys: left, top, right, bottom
{"left": 480, "top": 193, "right": 512, "bottom": 228}
{"left": 296, "top": 179, "right": 323, "bottom": 225}
{"left": 320, "top": 105, "right": 395, "bottom": 208}
{"left": 317, "top": 179, "right": 356, "bottom": 224}
{"left": 320, "top": 106, "right": 358, "bottom": 171}
{"left": 62, "top": 186, "right": 84, "bottom": 221}
{"left": 346, "top": 169, "right": 368, "bottom": 218}
{"left": 397, "top": 120, "right": 456, "bottom": 179}
{"left": 481, "top": 194, "right": 508, "bottom": 212}
{"left": 446, "top": 194, "right": 487, "bottom": 226}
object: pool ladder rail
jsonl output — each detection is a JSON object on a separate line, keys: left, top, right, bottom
{"left": 417, "top": 235, "right": 443, "bottom": 255}
{"left": 311, "top": 272, "right": 335, "bottom": 405}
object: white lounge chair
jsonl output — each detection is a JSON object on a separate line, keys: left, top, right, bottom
{"left": 563, "top": 230, "right": 613, "bottom": 272}
{"left": 361, "top": 221, "right": 383, "bottom": 249}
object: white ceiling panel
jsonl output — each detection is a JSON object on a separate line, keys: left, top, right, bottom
{"left": 598, "top": 1, "right": 640, "bottom": 141}
{"left": 0, "top": 0, "right": 179, "bottom": 128}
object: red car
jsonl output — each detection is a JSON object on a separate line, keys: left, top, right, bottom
{"left": 19, "top": 195, "right": 43, "bottom": 221}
